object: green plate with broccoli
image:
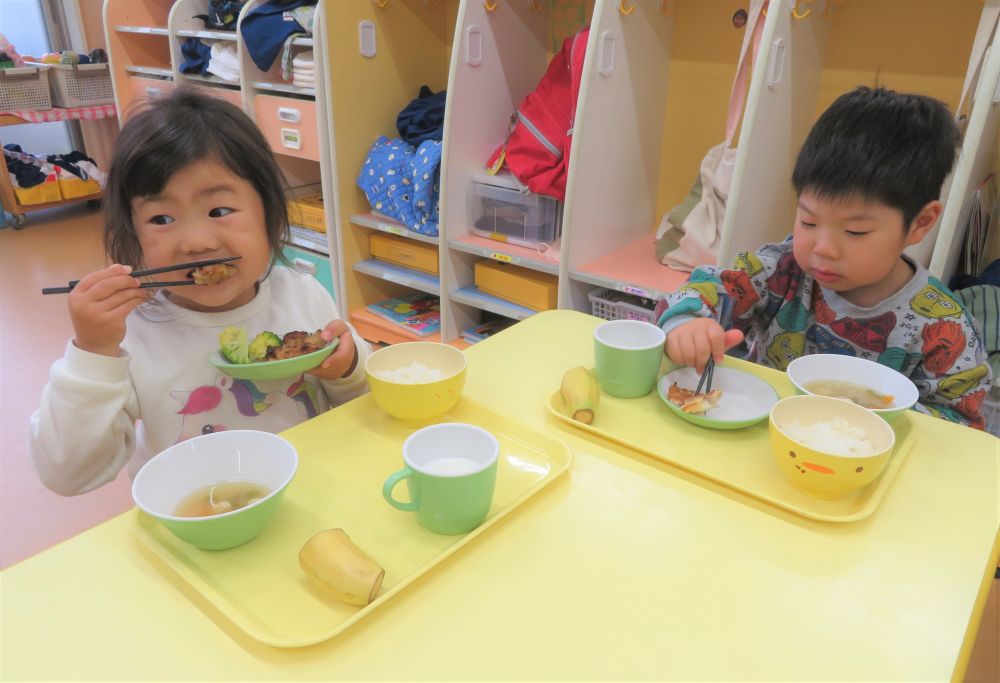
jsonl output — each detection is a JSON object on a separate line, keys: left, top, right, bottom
{"left": 209, "top": 326, "right": 338, "bottom": 380}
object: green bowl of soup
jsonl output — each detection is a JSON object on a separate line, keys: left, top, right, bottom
{"left": 786, "top": 355, "right": 919, "bottom": 422}
{"left": 132, "top": 430, "right": 298, "bottom": 550}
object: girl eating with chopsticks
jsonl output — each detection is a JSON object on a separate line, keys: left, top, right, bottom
{"left": 31, "top": 88, "right": 370, "bottom": 495}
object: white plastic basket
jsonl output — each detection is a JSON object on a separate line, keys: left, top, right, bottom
{"left": 0, "top": 67, "right": 52, "bottom": 111}
{"left": 588, "top": 287, "right": 657, "bottom": 323}
{"left": 43, "top": 63, "right": 114, "bottom": 107}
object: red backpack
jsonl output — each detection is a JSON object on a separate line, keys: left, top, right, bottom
{"left": 488, "top": 27, "right": 589, "bottom": 201}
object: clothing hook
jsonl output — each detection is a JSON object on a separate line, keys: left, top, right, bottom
{"left": 791, "top": 0, "right": 813, "bottom": 20}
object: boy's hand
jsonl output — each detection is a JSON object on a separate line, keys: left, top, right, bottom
{"left": 308, "top": 320, "right": 359, "bottom": 380}
{"left": 69, "top": 264, "right": 148, "bottom": 357}
{"left": 664, "top": 318, "right": 744, "bottom": 375}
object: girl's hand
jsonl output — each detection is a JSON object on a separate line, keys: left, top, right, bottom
{"left": 68, "top": 264, "right": 148, "bottom": 357}
{"left": 307, "top": 320, "right": 359, "bottom": 380}
{"left": 664, "top": 318, "right": 744, "bottom": 375}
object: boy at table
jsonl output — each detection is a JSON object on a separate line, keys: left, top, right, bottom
{"left": 655, "top": 86, "right": 992, "bottom": 429}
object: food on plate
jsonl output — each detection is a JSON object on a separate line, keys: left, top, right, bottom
{"left": 218, "top": 325, "right": 327, "bottom": 364}
{"left": 803, "top": 380, "right": 894, "bottom": 410}
{"left": 667, "top": 382, "right": 722, "bottom": 414}
{"left": 560, "top": 366, "right": 600, "bottom": 424}
{"left": 190, "top": 263, "right": 237, "bottom": 285}
{"left": 219, "top": 326, "right": 250, "bottom": 364}
{"left": 782, "top": 416, "right": 875, "bottom": 456}
{"left": 248, "top": 331, "right": 282, "bottom": 362}
{"left": 374, "top": 361, "right": 446, "bottom": 383}
{"left": 173, "top": 479, "right": 270, "bottom": 518}
{"left": 267, "top": 330, "right": 326, "bottom": 360}
{"left": 299, "top": 529, "right": 385, "bottom": 606}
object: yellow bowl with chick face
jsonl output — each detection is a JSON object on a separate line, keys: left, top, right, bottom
{"left": 769, "top": 395, "right": 896, "bottom": 500}
{"left": 365, "top": 342, "right": 467, "bottom": 422}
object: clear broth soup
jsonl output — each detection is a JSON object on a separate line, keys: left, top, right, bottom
{"left": 804, "top": 380, "right": 894, "bottom": 410}
{"left": 173, "top": 480, "right": 270, "bottom": 518}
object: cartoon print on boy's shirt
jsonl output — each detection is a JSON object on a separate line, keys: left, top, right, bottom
{"left": 909, "top": 282, "right": 962, "bottom": 319}
{"left": 878, "top": 347, "right": 923, "bottom": 374}
{"left": 734, "top": 251, "right": 765, "bottom": 279}
{"left": 766, "top": 331, "right": 805, "bottom": 370}
{"left": 921, "top": 320, "right": 967, "bottom": 375}
{"left": 680, "top": 270, "right": 722, "bottom": 308}
{"left": 776, "top": 298, "right": 810, "bottom": 332}
{"left": 721, "top": 269, "right": 759, "bottom": 317}
{"left": 810, "top": 286, "right": 837, "bottom": 325}
{"left": 806, "top": 325, "right": 856, "bottom": 356}
{"left": 767, "top": 251, "right": 802, "bottom": 300}
{"left": 937, "top": 365, "right": 990, "bottom": 400}
{"left": 956, "top": 389, "right": 987, "bottom": 430}
{"left": 172, "top": 374, "right": 320, "bottom": 443}
{"left": 829, "top": 312, "right": 896, "bottom": 353}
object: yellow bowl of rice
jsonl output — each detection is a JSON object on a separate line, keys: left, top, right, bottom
{"left": 769, "top": 395, "right": 896, "bottom": 500}
{"left": 365, "top": 342, "right": 467, "bottom": 422}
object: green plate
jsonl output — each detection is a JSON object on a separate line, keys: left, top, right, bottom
{"left": 657, "top": 365, "right": 778, "bottom": 430}
{"left": 209, "top": 338, "right": 338, "bottom": 380}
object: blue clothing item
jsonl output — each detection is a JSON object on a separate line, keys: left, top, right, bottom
{"left": 240, "top": 0, "right": 316, "bottom": 72}
{"left": 950, "top": 259, "right": 1000, "bottom": 291}
{"left": 356, "top": 136, "right": 441, "bottom": 237}
{"left": 179, "top": 37, "right": 211, "bottom": 75}
{"left": 396, "top": 86, "right": 447, "bottom": 146}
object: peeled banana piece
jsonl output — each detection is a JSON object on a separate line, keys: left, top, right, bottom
{"left": 299, "top": 529, "right": 385, "bottom": 606}
{"left": 560, "top": 366, "right": 600, "bottom": 424}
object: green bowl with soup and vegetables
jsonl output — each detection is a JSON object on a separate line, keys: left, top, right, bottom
{"left": 132, "top": 430, "right": 298, "bottom": 550}
{"left": 786, "top": 355, "right": 919, "bottom": 422}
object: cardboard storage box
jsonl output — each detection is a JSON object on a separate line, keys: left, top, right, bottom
{"left": 474, "top": 260, "right": 557, "bottom": 311}
{"left": 287, "top": 185, "right": 326, "bottom": 232}
{"left": 370, "top": 233, "right": 439, "bottom": 274}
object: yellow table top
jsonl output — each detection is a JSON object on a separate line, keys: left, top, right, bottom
{"left": 2, "top": 310, "right": 998, "bottom": 680}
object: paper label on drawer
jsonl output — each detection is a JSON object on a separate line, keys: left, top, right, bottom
{"left": 281, "top": 128, "right": 302, "bottom": 150}
{"left": 381, "top": 223, "right": 407, "bottom": 236}
{"left": 490, "top": 252, "right": 514, "bottom": 264}
{"left": 621, "top": 285, "right": 651, "bottom": 298}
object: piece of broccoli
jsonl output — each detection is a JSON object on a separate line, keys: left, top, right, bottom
{"left": 249, "top": 331, "right": 282, "bottom": 362}
{"left": 219, "top": 326, "right": 250, "bottom": 364}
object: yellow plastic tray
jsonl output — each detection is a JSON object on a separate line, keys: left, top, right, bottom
{"left": 133, "top": 396, "right": 572, "bottom": 648}
{"left": 546, "top": 363, "right": 916, "bottom": 523}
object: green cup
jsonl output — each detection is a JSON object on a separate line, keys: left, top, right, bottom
{"left": 594, "top": 320, "right": 667, "bottom": 398}
{"left": 382, "top": 423, "right": 499, "bottom": 535}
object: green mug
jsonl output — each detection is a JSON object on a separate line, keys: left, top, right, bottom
{"left": 382, "top": 423, "right": 499, "bottom": 535}
{"left": 594, "top": 320, "right": 667, "bottom": 398}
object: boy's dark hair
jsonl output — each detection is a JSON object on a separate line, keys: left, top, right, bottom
{"left": 104, "top": 87, "right": 289, "bottom": 269}
{"left": 792, "top": 86, "right": 959, "bottom": 229}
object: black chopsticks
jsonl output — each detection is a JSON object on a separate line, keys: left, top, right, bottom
{"left": 42, "top": 256, "right": 241, "bottom": 295}
{"left": 696, "top": 292, "right": 735, "bottom": 395}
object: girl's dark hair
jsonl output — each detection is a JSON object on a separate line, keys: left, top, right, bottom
{"left": 104, "top": 87, "right": 290, "bottom": 268}
{"left": 792, "top": 86, "right": 960, "bottom": 229}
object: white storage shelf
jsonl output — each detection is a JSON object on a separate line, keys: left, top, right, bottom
{"left": 115, "top": 26, "right": 170, "bottom": 35}
{"left": 124, "top": 65, "right": 173, "bottom": 78}
{"left": 352, "top": 259, "right": 441, "bottom": 296}
{"left": 447, "top": 235, "right": 559, "bottom": 275}
{"left": 175, "top": 29, "right": 238, "bottom": 40}
{"left": 350, "top": 213, "right": 440, "bottom": 246}
{"left": 450, "top": 286, "right": 536, "bottom": 321}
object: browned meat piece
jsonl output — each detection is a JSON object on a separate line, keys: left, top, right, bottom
{"left": 190, "top": 263, "right": 237, "bottom": 285}
{"left": 266, "top": 329, "right": 326, "bottom": 360}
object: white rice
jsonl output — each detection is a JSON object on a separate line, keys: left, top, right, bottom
{"left": 375, "top": 361, "right": 446, "bottom": 384}
{"left": 784, "top": 417, "right": 875, "bottom": 457}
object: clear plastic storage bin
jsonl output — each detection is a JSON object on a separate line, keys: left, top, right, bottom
{"left": 470, "top": 172, "right": 560, "bottom": 247}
